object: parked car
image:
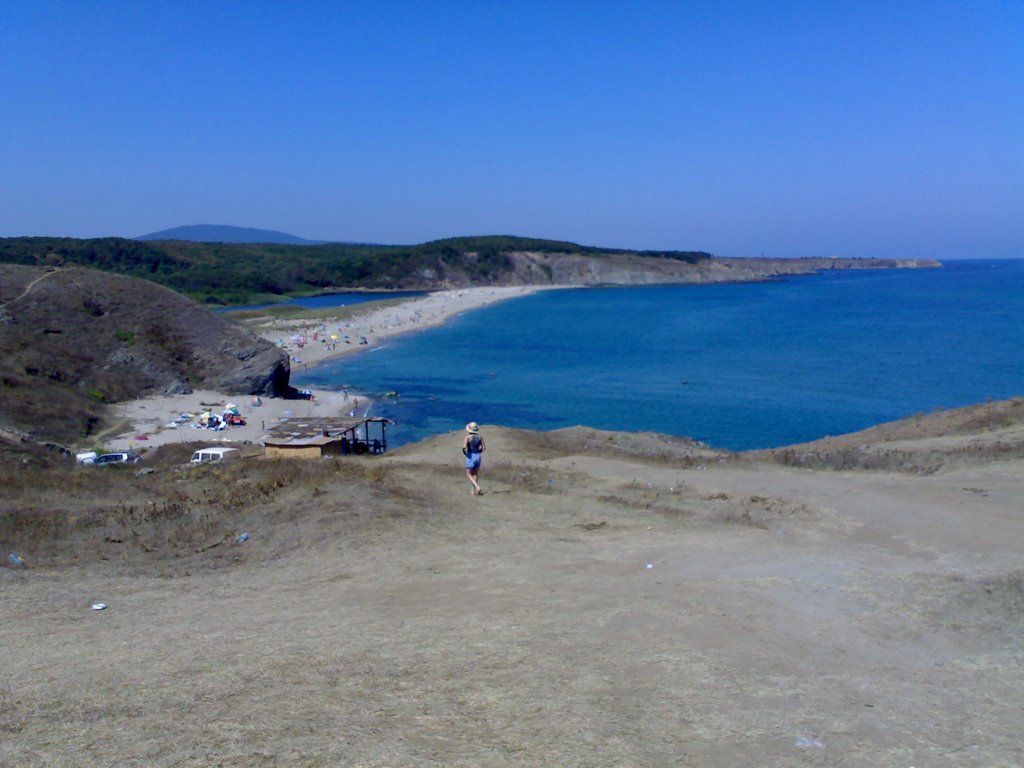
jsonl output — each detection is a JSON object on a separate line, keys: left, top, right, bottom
{"left": 94, "top": 452, "right": 141, "bottom": 466}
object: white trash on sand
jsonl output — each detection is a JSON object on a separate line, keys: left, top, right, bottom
{"left": 795, "top": 736, "right": 825, "bottom": 748}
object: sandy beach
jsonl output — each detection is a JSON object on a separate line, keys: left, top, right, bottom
{"left": 250, "top": 285, "right": 550, "bottom": 371}
{"left": 104, "top": 286, "right": 549, "bottom": 451}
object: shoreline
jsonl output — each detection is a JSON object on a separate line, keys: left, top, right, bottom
{"left": 250, "top": 285, "right": 556, "bottom": 372}
{"left": 104, "top": 286, "right": 551, "bottom": 451}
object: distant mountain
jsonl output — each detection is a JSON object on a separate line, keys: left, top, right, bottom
{"left": 137, "top": 224, "right": 325, "bottom": 245}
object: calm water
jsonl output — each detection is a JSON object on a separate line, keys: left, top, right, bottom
{"left": 297, "top": 260, "right": 1024, "bottom": 450}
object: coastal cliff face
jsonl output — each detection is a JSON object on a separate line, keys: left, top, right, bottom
{"left": 0, "top": 265, "right": 290, "bottom": 442}
{"left": 0, "top": 235, "right": 940, "bottom": 299}
{"left": 487, "top": 252, "right": 940, "bottom": 287}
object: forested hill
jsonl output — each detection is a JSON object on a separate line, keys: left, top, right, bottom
{"left": 0, "top": 235, "right": 936, "bottom": 306}
{"left": 136, "top": 224, "right": 325, "bottom": 244}
{"left": 0, "top": 236, "right": 712, "bottom": 304}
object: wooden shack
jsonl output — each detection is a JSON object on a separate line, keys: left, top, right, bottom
{"left": 262, "top": 416, "right": 390, "bottom": 459}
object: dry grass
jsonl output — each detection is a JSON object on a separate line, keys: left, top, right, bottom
{"left": 0, "top": 454, "right": 399, "bottom": 570}
{"left": 751, "top": 397, "right": 1024, "bottom": 474}
{"left": 758, "top": 441, "right": 1024, "bottom": 474}
{"left": 2, "top": 427, "right": 1023, "bottom": 766}
{"left": 592, "top": 481, "right": 824, "bottom": 531}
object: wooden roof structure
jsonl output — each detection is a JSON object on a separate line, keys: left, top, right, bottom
{"left": 263, "top": 416, "right": 391, "bottom": 456}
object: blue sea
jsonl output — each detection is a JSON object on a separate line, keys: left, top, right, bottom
{"left": 296, "top": 260, "right": 1024, "bottom": 451}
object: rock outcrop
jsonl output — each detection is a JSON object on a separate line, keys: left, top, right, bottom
{"left": 470, "top": 252, "right": 940, "bottom": 288}
{"left": 0, "top": 265, "right": 290, "bottom": 442}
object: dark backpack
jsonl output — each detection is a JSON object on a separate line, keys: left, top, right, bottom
{"left": 466, "top": 435, "right": 482, "bottom": 454}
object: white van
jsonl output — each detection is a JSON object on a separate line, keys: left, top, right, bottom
{"left": 190, "top": 446, "right": 241, "bottom": 464}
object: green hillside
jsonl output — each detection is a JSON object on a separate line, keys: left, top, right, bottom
{"left": 0, "top": 236, "right": 712, "bottom": 305}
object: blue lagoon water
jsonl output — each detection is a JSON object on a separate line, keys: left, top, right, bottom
{"left": 297, "top": 260, "right": 1024, "bottom": 450}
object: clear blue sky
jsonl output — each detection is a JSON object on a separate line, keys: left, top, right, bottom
{"left": 2, "top": 1, "right": 1021, "bottom": 258}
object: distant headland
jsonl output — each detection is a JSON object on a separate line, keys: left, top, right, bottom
{"left": 0, "top": 233, "right": 940, "bottom": 307}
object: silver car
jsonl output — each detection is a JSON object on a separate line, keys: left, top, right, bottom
{"left": 94, "top": 452, "right": 141, "bottom": 465}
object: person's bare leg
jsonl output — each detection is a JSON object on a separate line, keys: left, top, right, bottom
{"left": 466, "top": 468, "right": 481, "bottom": 495}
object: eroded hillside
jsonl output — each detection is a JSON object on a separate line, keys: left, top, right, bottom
{"left": 0, "top": 265, "right": 290, "bottom": 444}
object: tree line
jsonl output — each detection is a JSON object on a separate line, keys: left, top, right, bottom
{"left": 0, "top": 235, "right": 711, "bottom": 305}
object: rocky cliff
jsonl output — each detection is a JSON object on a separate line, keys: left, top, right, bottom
{"left": 496, "top": 252, "right": 939, "bottom": 287}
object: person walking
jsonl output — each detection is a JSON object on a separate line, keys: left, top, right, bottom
{"left": 462, "top": 422, "right": 485, "bottom": 496}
